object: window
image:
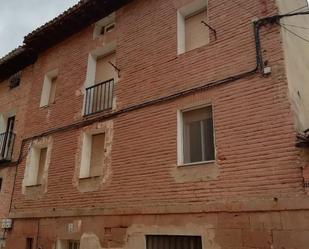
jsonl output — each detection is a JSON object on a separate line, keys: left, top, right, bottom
{"left": 0, "top": 178, "right": 3, "bottom": 192}
{"left": 177, "top": 0, "right": 209, "bottom": 54}
{"left": 100, "top": 22, "right": 116, "bottom": 35}
{"left": 56, "top": 240, "right": 80, "bottom": 249}
{"left": 9, "top": 72, "right": 21, "bottom": 89}
{"left": 84, "top": 50, "right": 116, "bottom": 115}
{"left": 49, "top": 76, "right": 57, "bottom": 104}
{"left": 25, "top": 146, "right": 48, "bottom": 186}
{"left": 68, "top": 241, "right": 80, "bottom": 249}
{"left": 146, "top": 235, "right": 202, "bottom": 249}
{"left": 95, "top": 52, "right": 116, "bottom": 84}
{"left": 93, "top": 12, "right": 115, "bottom": 39}
{"left": 37, "top": 147, "right": 47, "bottom": 185}
{"left": 179, "top": 106, "right": 215, "bottom": 165}
{"left": 80, "top": 132, "right": 106, "bottom": 178}
{"left": 40, "top": 69, "right": 58, "bottom": 107}
{"left": 26, "top": 238, "right": 33, "bottom": 249}
{"left": 0, "top": 115, "right": 15, "bottom": 162}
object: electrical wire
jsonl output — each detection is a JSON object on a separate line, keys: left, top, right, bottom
{"left": 286, "top": 5, "right": 308, "bottom": 14}
{"left": 280, "top": 23, "right": 309, "bottom": 30}
{"left": 280, "top": 23, "right": 309, "bottom": 43}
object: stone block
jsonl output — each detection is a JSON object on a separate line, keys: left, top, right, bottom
{"left": 242, "top": 230, "right": 272, "bottom": 248}
{"left": 273, "top": 230, "right": 309, "bottom": 249}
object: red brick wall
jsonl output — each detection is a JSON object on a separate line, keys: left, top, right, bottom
{"left": 0, "top": 68, "right": 33, "bottom": 236}
{"left": 8, "top": 0, "right": 306, "bottom": 215}
{"left": 6, "top": 211, "right": 309, "bottom": 249}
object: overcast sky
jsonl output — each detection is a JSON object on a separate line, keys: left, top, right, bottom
{"left": 0, "top": 0, "right": 79, "bottom": 57}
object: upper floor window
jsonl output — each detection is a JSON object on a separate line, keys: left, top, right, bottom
{"left": 0, "top": 178, "right": 3, "bottom": 192}
{"left": 40, "top": 69, "right": 58, "bottom": 107}
{"left": 80, "top": 132, "right": 106, "bottom": 178}
{"left": 93, "top": 12, "right": 116, "bottom": 39}
{"left": 178, "top": 105, "right": 215, "bottom": 165}
{"left": 23, "top": 138, "right": 52, "bottom": 188}
{"left": 0, "top": 114, "right": 15, "bottom": 163}
{"left": 25, "top": 146, "right": 48, "bottom": 186}
{"left": 177, "top": 0, "right": 209, "bottom": 54}
{"left": 9, "top": 72, "right": 21, "bottom": 89}
{"left": 84, "top": 44, "right": 118, "bottom": 116}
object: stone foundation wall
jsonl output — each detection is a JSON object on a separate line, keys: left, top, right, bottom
{"left": 5, "top": 210, "right": 309, "bottom": 249}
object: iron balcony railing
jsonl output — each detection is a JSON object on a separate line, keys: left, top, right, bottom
{"left": 84, "top": 79, "right": 114, "bottom": 116}
{"left": 0, "top": 132, "right": 15, "bottom": 162}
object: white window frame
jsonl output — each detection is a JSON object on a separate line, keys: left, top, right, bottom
{"left": 0, "top": 110, "right": 16, "bottom": 134}
{"left": 177, "top": 0, "right": 208, "bottom": 54}
{"left": 93, "top": 12, "right": 115, "bottom": 39}
{"left": 26, "top": 145, "right": 48, "bottom": 186}
{"left": 177, "top": 104, "right": 215, "bottom": 166}
{"left": 83, "top": 42, "right": 118, "bottom": 115}
{"left": 24, "top": 142, "right": 51, "bottom": 187}
{"left": 79, "top": 131, "right": 106, "bottom": 179}
{"left": 40, "top": 69, "right": 58, "bottom": 107}
{"left": 0, "top": 114, "right": 7, "bottom": 134}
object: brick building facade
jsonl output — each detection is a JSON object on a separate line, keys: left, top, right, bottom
{"left": 1, "top": 0, "right": 309, "bottom": 248}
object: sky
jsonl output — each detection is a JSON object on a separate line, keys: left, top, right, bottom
{"left": 0, "top": 0, "right": 79, "bottom": 57}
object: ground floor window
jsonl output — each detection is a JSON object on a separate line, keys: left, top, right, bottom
{"left": 56, "top": 240, "right": 80, "bottom": 249}
{"left": 146, "top": 235, "right": 202, "bottom": 249}
{"left": 68, "top": 240, "right": 80, "bottom": 249}
{"left": 26, "top": 238, "right": 33, "bottom": 249}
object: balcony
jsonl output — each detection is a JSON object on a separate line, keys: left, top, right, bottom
{"left": 0, "top": 132, "right": 15, "bottom": 163}
{"left": 84, "top": 79, "right": 114, "bottom": 116}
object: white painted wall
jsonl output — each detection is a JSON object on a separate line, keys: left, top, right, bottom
{"left": 277, "top": 0, "right": 309, "bottom": 132}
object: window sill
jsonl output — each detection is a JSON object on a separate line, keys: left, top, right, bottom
{"left": 172, "top": 160, "right": 219, "bottom": 183}
{"left": 177, "top": 42, "right": 212, "bottom": 57}
{"left": 178, "top": 160, "right": 215, "bottom": 167}
{"left": 25, "top": 183, "right": 43, "bottom": 188}
{"left": 78, "top": 175, "right": 103, "bottom": 193}
{"left": 79, "top": 175, "right": 101, "bottom": 181}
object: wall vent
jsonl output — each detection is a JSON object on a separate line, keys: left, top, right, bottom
{"left": 9, "top": 73, "right": 21, "bottom": 89}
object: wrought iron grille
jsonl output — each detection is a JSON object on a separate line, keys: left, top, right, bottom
{"left": 0, "top": 132, "right": 15, "bottom": 162}
{"left": 84, "top": 79, "right": 114, "bottom": 116}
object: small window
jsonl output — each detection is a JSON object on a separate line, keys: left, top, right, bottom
{"left": 90, "top": 133, "right": 105, "bottom": 177}
{"left": 93, "top": 13, "right": 115, "bottom": 39}
{"left": 25, "top": 146, "right": 48, "bottom": 186}
{"left": 48, "top": 76, "right": 57, "bottom": 105}
{"left": 180, "top": 106, "right": 215, "bottom": 165}
{"left": 146, "top": 235, "right": 202, "bottom": 249}
{"left": 0, "top": 178, "right": 3, "bottom": 192}
{"left": 26, "top": 238, "right": 33, "bottom": 249}
{"left": 80, "top": 132, "right": 106, "bottom": 178}
{"left": 37, "top": 147, "right": 47, "bottom": 185}
{"left": 40, "top": 70, "right": 58, "bottom": 107}
{"left": 9, "top": 72, "right": 21, "bottom": 89}
{"left": 177, "top": 0, "right": 209, "bottom": 54}
{"left": 100, "top": 23, "right": 116, "bottom": 35}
